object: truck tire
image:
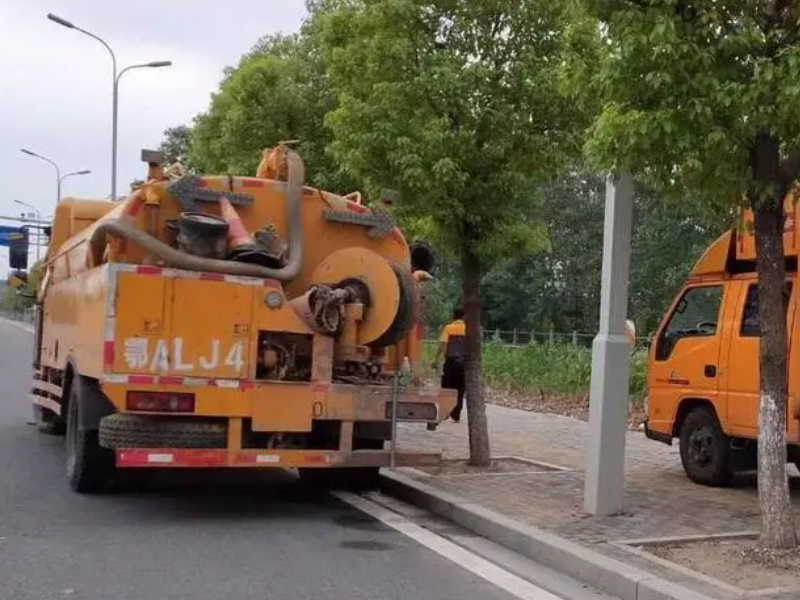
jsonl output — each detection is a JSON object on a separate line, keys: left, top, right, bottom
{"left": 65, "top": 377, "right": 115, "bottom": 493}
{"left": 679, "top": 406, "right": 733, "bottom": 486}
{"left": 99, "top": 414, "right": 226, "bottom": 449}
{"left": 33, "top": 404, "right": 66, "bottom": 436}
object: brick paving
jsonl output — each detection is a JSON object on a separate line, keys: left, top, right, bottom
{"left": 397, "top": 404, "right": 800, "bottom": 597}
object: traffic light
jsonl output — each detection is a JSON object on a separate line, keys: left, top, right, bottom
{"left": 9, "top": 228, "right": 28, "bottom": 270}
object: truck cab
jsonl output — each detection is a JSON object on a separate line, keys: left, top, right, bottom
{"left": 646, "top": 202, "right": 800, "bottom": 485}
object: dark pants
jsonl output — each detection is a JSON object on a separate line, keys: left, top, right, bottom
{"left": 441, "top": 358, "right": 465, "bottom": 421}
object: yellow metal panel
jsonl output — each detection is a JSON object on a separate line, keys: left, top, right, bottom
{"left": 252, "top": 383, "right": 313, "bottom": 432}
{"left": 168, "top": 279, "right": 254, "bottom": 379}
{"left": 113, "top": 273, "right": 167, "bottom": 373}
{"left": 40, "top": 265, "right": 109, "bottom": 378}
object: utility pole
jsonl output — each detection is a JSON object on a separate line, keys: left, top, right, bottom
{"left": 584, "top": 172, "right": 634, "bottom": 516}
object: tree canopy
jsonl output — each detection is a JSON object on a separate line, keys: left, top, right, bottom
{"left": 189, "top": 32, "right": 356, "bottom": 193}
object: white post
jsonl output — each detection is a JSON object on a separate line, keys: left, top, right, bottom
{"left": 584, "top": 172, "right": 634, "bottom": 516}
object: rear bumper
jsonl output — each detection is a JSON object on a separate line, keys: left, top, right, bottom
{"left": 116, "top": 448, "right": 441, "bottom": 469}
{"left": 100, "top": 378, "right": 457, "bottom": 430}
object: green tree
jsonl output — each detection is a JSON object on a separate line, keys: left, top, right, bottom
{"left": 158, "top": 125, "right": 194, "bottom": 167}
{"left": 481, "top": 175, "right": 722, "bottom": 336}
{"left": 318, "top": 0, "right": 587, "bottom": 465}
{"left": 189, "top": 32, "right": 356, "bottom": 193}
{"left": 568, "top": 1, "right": 800, "bottom": 548}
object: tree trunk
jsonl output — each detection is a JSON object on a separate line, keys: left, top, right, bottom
{"left": 752, "top": 134, "right": 797, "bottom": 549}
{"left": 461, "top": 242, "right": 491, "bottom": 466}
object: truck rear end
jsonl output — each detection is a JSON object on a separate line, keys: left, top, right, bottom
{"left": 31, "top": 147, "right": 455, "bottom": 492}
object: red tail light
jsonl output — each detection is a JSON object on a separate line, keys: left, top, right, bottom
{"left": 126, "top": 391, "right": 195, "bottom": 413}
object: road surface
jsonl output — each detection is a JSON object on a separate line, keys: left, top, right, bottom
{"left": 0, "top": 319, "right": 613, "bottom": 600}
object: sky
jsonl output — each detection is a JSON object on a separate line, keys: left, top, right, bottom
{"left": 0, "top": 0, "right": 308, "bottom": 271}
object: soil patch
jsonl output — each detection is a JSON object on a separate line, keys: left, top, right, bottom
{"left": 485, "top": 386, "right": 646, "bottom": 430}
{"left": 644, "top": 538, "right": 800, "bottom": 591}
{"left": 417, "top": 456, "right": 558, "bottom": 476}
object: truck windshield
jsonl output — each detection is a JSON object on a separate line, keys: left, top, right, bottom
{"left": 656, "top": 285, "right": 722, "bottom": 360}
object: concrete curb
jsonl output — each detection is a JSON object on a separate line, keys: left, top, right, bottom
{"left": 379, "top": 469, "right": 718, "bottom": 600}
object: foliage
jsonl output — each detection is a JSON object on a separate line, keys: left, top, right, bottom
{"left": 317, "top": 0, "right": 585, "bottom": 257}
{"left": 564, "top": 1, "right": 800, "bottom": 209}
{"left": 426, "top": 173, "right": 724, "bottom": 336}
{"left": 424, "top": 340, "right": 648, "bottom": 401}
{"left": 158, "top": 125, "right": 194, "bottom": 167}
{"left": 1, "top": 261, "right": 43, "bottom": 313}
{"left": 189, "top": 32, "right": 357, "bottom": 193}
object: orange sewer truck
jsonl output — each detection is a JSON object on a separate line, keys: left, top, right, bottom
{"left": 29, "top": 146, "right": 455, "bottom": 492}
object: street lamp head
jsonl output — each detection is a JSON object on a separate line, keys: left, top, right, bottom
{"left": 20, "top": 148, "right": 36, "bottom": 157}
{"left": 77, "top": 170, "right": 91, "bottom": 175}
{"left": 47, "top": 13, "right": 75, "bottom": 29}
{"left": 147, "top": 61, "right": 172, "bottom": 68}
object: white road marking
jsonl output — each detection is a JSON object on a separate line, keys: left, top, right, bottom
{"left": 333, "top": 491, "right": 563, "bottom": 600}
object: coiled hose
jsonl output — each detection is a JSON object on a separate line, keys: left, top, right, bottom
{"left": 88, "top": 150, "right": 306, "bottom": 281}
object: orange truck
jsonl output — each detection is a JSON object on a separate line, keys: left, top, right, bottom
{"left": 29, "top": 146, "right": 455, "bottom": 492}
{"left": 645, "top": 198, "right": 800, "bottom": 485}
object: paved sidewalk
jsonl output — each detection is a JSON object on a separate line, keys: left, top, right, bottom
{"left": 397, "top": 404, "right": 800, "bottom": 598}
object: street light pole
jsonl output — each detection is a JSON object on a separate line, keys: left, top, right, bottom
{"left": 113, "top": 61, "right": 171, "bottom": 198}
{"left": 47, "top": 14, "right": 171, "bottom": 200}
{"left": 14, "top": 200, "right": 42, "bottom": 262}
{"left": 20, "top": 149, "right": 60, "bottom": 204}
{"left": 47, "top": 13, "right": 116, "bottom": 199}
{"left": 59, "top": 170, "right": 92, "bottom": 199}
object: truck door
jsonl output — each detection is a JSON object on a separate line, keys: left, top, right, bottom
{"left": 649, "top": 284, "right": 725, "bottom": 433}
{"left": 725, "top": 279, "right": 795, "bottom": 438}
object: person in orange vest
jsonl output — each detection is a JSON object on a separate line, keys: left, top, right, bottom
{"left": 432, "top": 308, "right": 466, "bottom": 422}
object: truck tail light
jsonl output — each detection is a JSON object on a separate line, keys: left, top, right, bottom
{"left": 126, "top": 391, "right": 195, "bottom": 413}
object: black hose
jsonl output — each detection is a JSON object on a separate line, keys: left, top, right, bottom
{"left": 89, "top": 150, "right": 306, "bottom": 281}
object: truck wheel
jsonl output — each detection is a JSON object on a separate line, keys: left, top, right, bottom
{"left": 65, "top": 377, "right": 115, "bottom": 493}
{"left": 679, "top": 406, "right": 733, "bottom": 486}
{"left": 33, "top": 404, "right": 66, "bottom": 436}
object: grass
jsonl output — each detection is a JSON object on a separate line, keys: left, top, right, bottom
{"left": 425, "top": 340, "right": 648, "bottom": 405}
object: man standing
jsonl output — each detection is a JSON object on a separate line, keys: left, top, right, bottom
{"left": 432, "top": 308, "right": 466, "bottom": 422}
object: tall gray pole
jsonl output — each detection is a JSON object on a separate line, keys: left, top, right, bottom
{"left": 584, "top": 172, "right": 634, "bottom": 516}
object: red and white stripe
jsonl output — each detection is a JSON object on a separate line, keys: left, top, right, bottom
{"left": 101, "top": 373, "right": 257, "bottom": 389}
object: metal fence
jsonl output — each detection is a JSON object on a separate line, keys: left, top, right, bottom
{"left": 425, "top": 327, "right": 651, "bottom": 350}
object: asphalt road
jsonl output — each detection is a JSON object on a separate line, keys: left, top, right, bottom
{"left": 0, "top": 319, "right": 529, "bottom": 600}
